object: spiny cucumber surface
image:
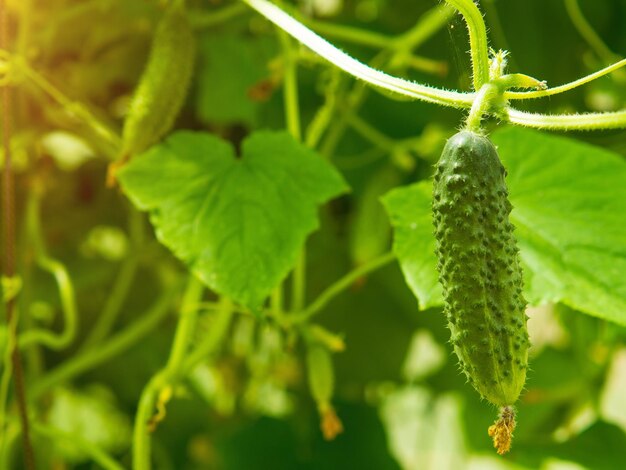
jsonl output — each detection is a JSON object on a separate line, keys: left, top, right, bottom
{"left": 432, "top": 130, "right": 529, "bottom": 407}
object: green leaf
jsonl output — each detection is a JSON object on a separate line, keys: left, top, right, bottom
{"left": 382, "top": 183, "right": 441, "bottom": 309}
{"left": 118, "top": 130, "right": 347, "bottom": 309}
{"left": 382, "top": 127, "right": 626, "bottom": 325}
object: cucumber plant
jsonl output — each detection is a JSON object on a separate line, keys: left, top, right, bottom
{"left": 1, "top": 0, "right": 626, "bottom": 468}
{"left": 243, "top": 0, "right": 626, "bottom": 454}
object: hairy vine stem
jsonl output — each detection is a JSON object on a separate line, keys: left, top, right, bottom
{"left": 242, "top": 0, "right": 626, "bottom": 130}
{"left": 242, "top": 0, "right": 473, "bottom": 107}
{"left": 444, "top": 0, "right": 490, "bottom": 90}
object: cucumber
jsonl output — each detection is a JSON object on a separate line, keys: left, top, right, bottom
{"left": 432, "top": 130, "right": 529, "bottom": 409}
{"left": 306, "top": 343, "right": 343, "bottom": 440}
{"left": 121, "top": 0, "right": 195, "bottom": 158}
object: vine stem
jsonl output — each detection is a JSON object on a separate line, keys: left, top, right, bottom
{"left": 132, "top": 296, "right": 234, "bottom": 469}
{"left": 29, "top": 286, "right": 178, "bottom": 401}
{"left": 314, "top": 5, "right": 453, "bottom": 158}
{"left": 18, "top": 187, "right": 78, "bottom": 350}
{"left": 244, "top": 0, "right": 626, "bottom": 131}
{"left": 191, "top": 2, "right": 247, "bottom": 30}
{"left": 444, "top": 0, "right": 490, "bottom": 90}
{"left": 465, "top": 83, "right": 501, "bottom": 132}
{"left": 305, "top": 3, "right": 453, "bottom": 153}
{"left": 564, "top": 0, "right": 624, "bottom": 79}
{"left": 506, "top": 108, "right": 626, "bottom": 131}
{"left": 0, "top": 0, "right": 34, "bottom": 467}
{"left": 133, "top": 276, "right": 204, "bottom": 470}
{"left": 277, "top": 23, "right": 306, "bottom": 312}
{"left": 241, "top": 0, "right": 473, "bottom": 107}
{"left": 179, "top": 297, "right": 233, "bottom": 376}
{"left": 506, "top": 58, "right": 626, "bottom": 100}
{"left": 289, "top": 252, "right": 396, "bottom": 324}
{"left": 15, "top": 59, "right": 121, "bottom": 152}
{"left": 80, "top": 206, "right": 144, "bottom": 350}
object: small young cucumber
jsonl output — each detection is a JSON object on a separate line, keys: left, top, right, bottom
{"left": 306, "top": 343, "right": 343, "bottom": 440}
{"left": 121, "top": 0, "right": 195, "bottom": 158}
{"left": 432, "top": 130, "right": 529, "bottom": 408}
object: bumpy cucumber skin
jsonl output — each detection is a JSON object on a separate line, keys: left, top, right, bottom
{"left": 432, "top": 131, "right": 529, "bottom": 407}
{"left": 122, "top": 2, "right": 195, "bottom": 157}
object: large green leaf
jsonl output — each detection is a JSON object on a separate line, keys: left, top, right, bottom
{"left": 382, "top": 127, "right": 626, "bottom": 325}
{"left": 118, "top": 131, "right": 347, "bottom": 309}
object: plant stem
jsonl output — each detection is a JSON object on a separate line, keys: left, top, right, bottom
{"left": 291, "top": 251, "right": 306, "bottom": 312}
{"left": 132, "top": 295, "right": 232, "bottom": 469}
{"left": 505, "top": 58, "right": 626, "bottom": 100}
{"left": 317, "top": 4, "right": 454, "bottom": 158}
{"left": 305, "top": 5, "right": 452, "bottom": 151}
{"left": 0, "top": 292, "right": 18, "bottom": 460}
{"left": 290, "top": 252, "right": 396, "bottom": 324}
{"left": 392, "top": 4, "right": 455, "bottom": 50}
{"left": 16, "top": 59, "right": 121, "bottom": 152}
{"left": 180, "top": 297, "right": 233, "bottom": 376}
{"left": 133, "top": 372, "right": 164, "bottom": 470}
{"left": 345, "top": 112, "right": 396, "bottom": 150}
{"left": 564, "top": 0, "right": 623, "bottom": 72}
{"left": 465, "top": 83, "right": 500, "bottom": 132}
{"left": 304, "top": 19, "right": 392, "bottom": 48}
{"left": 132, "top": 276, "right": 204, "bottom": 470}
{"left": 398, "top": 54, "right": 448, "bottom": 76}
{"left": 444, "top": 0, "right": 490, "bottom": 90}
{"left": 191, "top": 2, "right": 247, "bottom": 30}
{"left": 80, "top": 207, "right": 144, "bottom": 350}
{"left": 0, "top": 0, "right": 34, "bottom": 466}
{"left": 29, "top": 286, "right": 178, "bottom": 401}
{"left": 278, "top": 23, "right": 307, "bottom": 312}
{"left": 278, "top": 29, "right": 302, "bottom": 141}
{"left": 164, "top": 277, "right": 204, "bottom": 373}
{"left": 18, "top": 188, "right": 78, "bottom": 350}
{"left": 506, "top": 107, "right": 626, "bottom": 131}
{"left": 242, "top": 0, "right": 473, "bottom": 107}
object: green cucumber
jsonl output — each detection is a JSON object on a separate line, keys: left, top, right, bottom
{"left": 121, "top": 0, "right": 195, "bottom": 158}
{"left": 432, "top": 130, "right": 529, "bottom": 408}
{"left": 306, "top": 342, "right": 343, "bottom": 440}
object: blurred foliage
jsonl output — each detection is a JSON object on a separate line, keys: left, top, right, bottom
{"left": 1, "top": 0, "right": 626, "bottom": 469}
